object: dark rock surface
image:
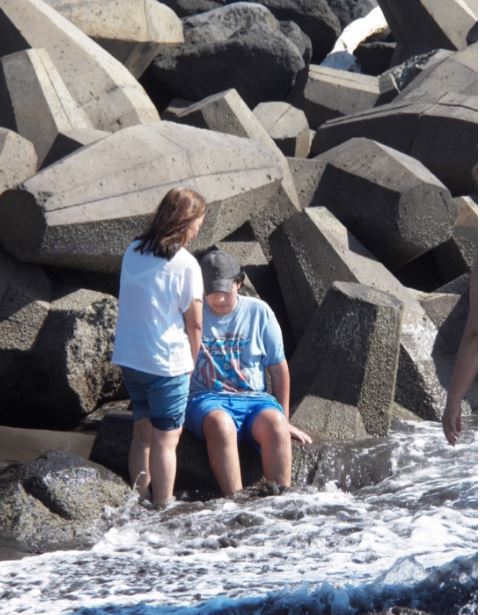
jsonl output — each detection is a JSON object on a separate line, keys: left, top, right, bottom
{"left": 0, "top": 451, "right": 130, "bottom": 553}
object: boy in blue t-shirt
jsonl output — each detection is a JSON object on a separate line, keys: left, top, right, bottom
{"left": 185, "top": 250, "right": 311, "bottom": 495}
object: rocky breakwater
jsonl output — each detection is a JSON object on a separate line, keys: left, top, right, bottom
{"left": 0, "top": 0, "right": 476, "bottom": 553}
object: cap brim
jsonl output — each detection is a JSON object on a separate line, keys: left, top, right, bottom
{"left": 205, "top": 278, "right": 235, "bottom": 295}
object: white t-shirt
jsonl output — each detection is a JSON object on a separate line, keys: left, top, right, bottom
{"left": 112, "top": 242, "right": 203, "bottom": 376}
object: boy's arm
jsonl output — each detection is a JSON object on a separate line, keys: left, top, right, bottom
{"left": 183, "top": 299, "right": 203, "bottom": 363}
{"left": 268, "top": 360, "right": 312, "bottom": 444}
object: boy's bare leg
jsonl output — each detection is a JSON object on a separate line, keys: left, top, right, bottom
{"left": 252, "top": 410, "right": 292, "bottom": 488}
{"left": 128, "top": 418, "right": 152, "bottom": 498}
{"left": 203, "top": 410, "right": 242, "bottom": 495}
{"left": 149, "top": 426, "right": 182, "bottom": 506}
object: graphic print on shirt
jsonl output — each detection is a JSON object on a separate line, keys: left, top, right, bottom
{"left": 198, "top": 333, "right": 252, "bottom": 392}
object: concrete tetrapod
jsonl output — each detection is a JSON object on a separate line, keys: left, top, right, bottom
{"left": 0, "top": 128, "right": 37, "bottom": 195}
{"left": 270, "top": 206, "right": 460, "bottom": 421}
{"left": 0, "top": 0, "right": 159, "bottom": 131}
{"left": 0, "top": 121, "right": 284, "bottom": 273}
{"left": 44, "top": 0, "right": 183, "bottom": 77}
{"left": 314, "top": 137, "right": 457, "bottom": 270}
{"left": 289, "top": 282, "right": 403, "bottom": 439}
{"left": 376, "top": 0, "right": 476, "bottom": 51}
{"left": 0, "top": 48, "right": 95, "bottom": 166}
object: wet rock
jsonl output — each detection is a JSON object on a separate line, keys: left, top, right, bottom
{"left": 0, "top": 451, "right": 130, "bottom": 553}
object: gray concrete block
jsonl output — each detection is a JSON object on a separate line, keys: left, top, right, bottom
{"left": 44, "top": 0, "right": 183, "bottom": 77}
{"left": 0, "top": 0, "right": 159, "bottom": 132}
{"left": 377, "top": 0, "right": 476, "bottom": 51}
{"left": 159, "top": 89, "right": 300, "bottom": 209}
{"left": 291, "top": 397, "right": 368, "bottom": 442}
{"left": 313, "top": 92, "right": 478, "bottom": 196}
{"left": 253, "top": 101, "right": 310, "bottom": 158}
{"left": 26, "top": 288, "right": 122, "bottom": 423}
{"left": 0, "top": 48, "right": 95, "bottom": 166}
{"left": 303, "top": 65, "right": 396, "bottom": 129}
{"left": 41, "top": 127, "right": 110, "bottom": 169}
{"left": 314, "top": 137, "right": 457, "bottom": 270}
{"left": 286, "top": 157, "right": 327, "bottom": 209}
{"left": 0, "top": 121, "right": 284, "bottom": 273}
{"left": 270, "top": 206, "right": 456, "bottom": 420}
{"left": 290, "top": 282, "right": 403, "bottom": 437}
{"left": 396, "top": 44, "right": 478, "bottom": 102}
{"left": 0, "top": 128, "right": 37, "bottom": 195}
{"left": 0, "top": 248, "right": 52, "bottom": 354}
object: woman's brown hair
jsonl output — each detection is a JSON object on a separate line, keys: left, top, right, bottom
{"left": 135, "top": 187, "right": 206, "bottom": 260}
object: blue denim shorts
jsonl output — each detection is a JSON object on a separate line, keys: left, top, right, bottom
{"left": 121, "top": 367, "right": 190, "bottom": 431}
{"left": 185, "top": 391, "right": 285, "bottom": 445}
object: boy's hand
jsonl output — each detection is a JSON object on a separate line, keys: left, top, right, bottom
{"left": 288, "top": 424, "right": 312, "bottom": 444}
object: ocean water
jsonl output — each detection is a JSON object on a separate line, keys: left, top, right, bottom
{"left": 0, "top": 417, "right": 477, "bottom": 615}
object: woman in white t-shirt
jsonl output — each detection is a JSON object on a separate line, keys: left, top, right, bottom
{"left": 112, "top": 187, "right": 206, "bottom": 506}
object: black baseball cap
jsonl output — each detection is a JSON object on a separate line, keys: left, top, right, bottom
{"left": 200, "top": 250, "right": 242, "bottom": 294}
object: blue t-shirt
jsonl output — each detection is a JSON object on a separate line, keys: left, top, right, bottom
{"left": 190, "top": 295, "right": 285, "bottom": 395}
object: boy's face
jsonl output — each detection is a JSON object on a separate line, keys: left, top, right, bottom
{"left": 205, "top": 282, "right": 240, "bottom": 316}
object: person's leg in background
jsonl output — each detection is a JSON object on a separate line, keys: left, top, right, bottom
{"left": 128, "top": 417, "right": 152, "bottom": 498}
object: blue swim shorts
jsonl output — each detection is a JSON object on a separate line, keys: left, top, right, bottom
{"left": 185, "top": 391, "right": 285, "bottom": 445}
{"left": 121, "top": 366, "right": 190, "bottom": 431}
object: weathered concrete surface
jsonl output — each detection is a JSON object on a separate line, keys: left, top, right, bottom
{"left": 0, "top": 128, "right": 37, "bottom": 195}
{"left": 41, "top": 127, "right": 110, "bottom": 169}
{"left": 303, "top": 65, "right": 395, "bottom": 128}
{"left": 45, "top": 0, "right": 183, "bottom": 77}
{"left": 151, "top": 3, "right": 308, "bottom": 108}
{"left": 0, "top": 48, "right": 95, "bottom": 166}
{"left": 395, "top": 44, "right": 478, "bottom": 102}
{"left": 312, "top": 93, "right": 478, "bottom": 196}
{"left": 314, "top": 137, "right": 457, "bottom": 270}
{"left": 289, "top": 282, "right": 403, "bottom": 437}
{"left": 0, "top": 0, "right": 159, "bottom": 131}
{"left": 159, "top": 89, "right": 301, "bottom": 255}
{"left": 270, "top": 207, "right": 457, "bottom": 420}
{"left": 0, "top": 287, "right": 123, "bottom": 426}
{"left": 376, "top": 0, "right": 477, "bottom": 50}
{"left": 0, "top": 451, "right": 129, "bottom": 553}
{"left": 253, "top": 101, "right": 310, "bottom": 157}
{"left": 291, "top": 397, "right": 368, "bottom": 442}
{"left": 158, "top": 89, "right": 300, "bottom": 207}
{"left": 0, "top": 121, "right": 284, "bottom": 273}
{"left": 286, "top": 157, "right": 327, "bottom": 209}
{"left": 0, "top": 248, "right": 52, "bottom": 354}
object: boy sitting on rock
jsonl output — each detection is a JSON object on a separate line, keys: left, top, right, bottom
{"left": 185, "top": 249, "right": 311, "bottom": 495}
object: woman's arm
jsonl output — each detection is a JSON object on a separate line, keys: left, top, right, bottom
{"left": 442, "top": 265, "right": 478, "bottom": 445}
{"left": 268, "top": 360, "right": 312, "bottom": 444}
{"left": 183, "top": 299, "right": 203, "bottom": 363}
